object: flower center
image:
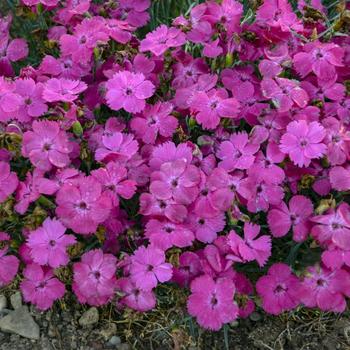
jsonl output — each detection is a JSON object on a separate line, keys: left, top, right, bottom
{"left": 49, "top": 240, "right": 56, "bottom": 247}
{"left": 25, "top": 98, "right": 32, "bottom": 105}
{"left": 42, "top": 143, "right": 51, "bottom": 151}
{"left": 198, "top": 218, "right": 205, "bottom": 225}
{"left": 171, "top": 179, "right": 178, "bottom": 188}
{"left": 211, "top": 296, "right": 218, "bottom": 306}
{"left": 78, "top": 201, "right": 88, "bottom": 210}
{"left": 274, "top": 284, "right": 286, "bottom": 293}
{"left": 125, "top": 88, "right": 133, "bottom": 96}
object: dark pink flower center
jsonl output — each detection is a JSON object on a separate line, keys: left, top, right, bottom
{"left": 211, "top": 295, "right": 218, "bottom": 306}
{"left": 147, "top": 265, "right": 153, "bottom": 272}
{"left": 171, "top": 179, "right": 178, "bottom": 188}
{"left": 165, "top": 226, "right": 173, "bottom": 233}
{"left": 25, "top": 98, "right": 32, "bottom": 105}
{"left": 79, "top": 35, "right": 87, "bottom": 44}
{"left": 317, "top": 278, "right": 326, "bottom": 287}
{"left": 198, "top": 218, "right": 205, "bottom": 225}
{"left": 49, "top": 240, "right": 56, "bottom": 247}
{"left": 274, "top": 284, "right": 286, "bottom": 294}
{"left": 78, "top": 201, "right": 88, "bottom": 210}
{"left": 332, "top": 222, "right": 342, "bottom": 230}
{"left": 93, "top": 271, "right": 101, "bottom": 279}
{"left": 125, "top": 88, "right": 133, "bottom": 96}
{"left": 43, "top": 143, "right": 51, "bottom": 151}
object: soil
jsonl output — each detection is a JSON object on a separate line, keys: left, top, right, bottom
{"left": 0, "top": 298, "right": 349, "bottom": 350}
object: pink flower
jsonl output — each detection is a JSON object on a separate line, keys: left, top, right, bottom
{"left": 72, "top": 249, "right": 117, "bottom": 306}
{"left": 293, "top": 41, "right": 344, "bottom": 81}
{"left": 256, "top": 263, "right": 303, "bottom": 315}
{"left": 15, "top": 78, "right": 47, "bottom": 121}
{"left": 279, "top": 120, "right": 326, "bottom": 167}
{"left": 268, "top": 195, "right": 313, "bottom": 241}
{"left": 95, "top": 132, "right": 138, "bottom": 163}
{"left": 217, "top": 132, "right": 259, "bottom": 171}
{"left": 91, "top": 162, "right": 136, "bottom": 207}
{"left": 311, "top": 203, "right": 350, "bottom": 250}
{"left": 117, "top": 278, "right": 156, "bottom": 312}
{"left": 322, "top": 248, "right": 350, "bottom": 270}
{"left": 130, "top": 102, "right": 178, "bottom": 144}
{"left": 115, "top": 0, "right": 150, "bottom": 28}
{"left": 145, "top": 219, "right": 194, "bottom": 250}
{"left": 301, "top": 265, "right": 350, "bottom": 312}
{"left": 56, "top": 176, "right": 112, "bottom": 234}
{"left": 187, "top": 275, "right": 239, "bottom": 330}
{"left": 261, "top": 77, "right": 309, "bottom": 112}
{"left": 227, "top": 223, "right": 271, "bottom": 267}
{"left": 0, "top": 233, "right": 19, "bottom": 287}
{"left": 191, "top": 88, "right": 240, "bottom": 129}
{"left": 140, "top": 24, "right": 186, "bottom": 56}
{"left": 20, "top": 264, "right": 65, "bottom": 310}
{"left": 42, "top": 78, "right": 87, "bottom": 103}
{"left": 106, "top": 71, "right": 155, "bottom": 113}
{"left": 330, "top": 166, "right": 350, "bottom": 191}
{"left": 130, "top": 246, "right": 173, "bottom": 291}
{"left": 22, "top": 120, "right": 72, "bottom": 171}
{"left": 27, "top": 218, "right": 76, "bottom": 268}
{"left": 0, "top": 161, "right": 18, "bottom": 203}
{"left": 150, "top": 159, "right": 200, "bottom": 205}
{"left": 172, "top": 252, "right": 201, "bottom": 287}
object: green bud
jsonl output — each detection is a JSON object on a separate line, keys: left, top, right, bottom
{"left": 72, "top": 121, "right": 84, "bottom": 137}
{"left": 225, "top": 53, "right": 234, "bottom": 67}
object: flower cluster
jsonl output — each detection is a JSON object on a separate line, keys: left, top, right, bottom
{"left": 0, "top": 0, "right": 350, "bottom": 330}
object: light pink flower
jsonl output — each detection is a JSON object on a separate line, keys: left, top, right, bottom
{"left": 20, "top": 264, "right": 65, "bottom": 310}
{"left": 279, "top": 120, "right": 326, "bottom": 167}
{"left": 42, "top": 78, "right": 87, "bottom": 103}
{"left": 22, "top": 120, "right": 72, "bottom": 171}
{"left": 0, "top": 233, "right": 19, "bottom": 287}
{"left": 130, "top": 246, "right": 173, "bottom": 291}
{"left": 106, "top": 71, "right": 155, "bottom": 113}
{"left": 27, "top": 218, "right": 76, "bottom": 268}
{"left": 330, "top": 166, "right": 350, "bottom": 191}
{"left": 0, "top": 161, "right": 18, "bottom": 203}
{"left": 56, "top": 176, "right": 112, "bottom": 234}
{"left": 187, "top": 275, "right": 238, "bottom": 330}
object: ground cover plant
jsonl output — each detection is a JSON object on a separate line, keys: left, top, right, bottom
{"left": 0, "top": 0, "right": 350, "bottom": 343}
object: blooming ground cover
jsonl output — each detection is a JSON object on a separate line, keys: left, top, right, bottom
{"left": 0, "top": 0, "right": 350, "bottom": 337}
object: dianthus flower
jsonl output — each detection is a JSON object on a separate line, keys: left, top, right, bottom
{"left": 130, "top": 246, "right": 173, "bottom": 291}
{"left": 20, "top": 264, "right": 65, "bottom": 310}
{"left": 42, "top": 78, "right": 87, "bottom": 103}
{"left": 27, "top": 218, "right": 76, "bottom": 268}
{"left": 311, "top": 203, "right": 350, "bottom": 250}
{"left": 0, "top": 232, "right": 19, "bottom": 287}
{"left": 301, "top": 265, "right": 350, "bottom": 312}
{"left": 72, "top": 249, "right": 117, "bottom": 306}
{"left": 0, "top": 161, "right": 18, "bottom": 203}
{"left": 106, "top": 71, "right": 155, "bottom": 113}
{"left": 329, "top": 166, "right": 350, "bottom": 191}
{"left": 130, "top": 102, "right": 178, "bottom": 144}
{"left": 256, "top": 263, "right": 304, "bottom": 315}
{"left": 56, "top": 176, "right": 112, "bottom": 234}
{"left": 268, "top": 195, "right": 313, "bottom": 241}
{"left": 279, "top": 120, "right": 326, "bottom": 167}
{"left": 227, "top": 223, "right": 271, "bottom": 267}
{"left": 22, "top": 120, "right": 72, "bottom": 171}
{"left": 187, "top": 275, "right": 239, "bottom": 330}
{"left": 140, "top": 24, "right": 186, "bottom": 56}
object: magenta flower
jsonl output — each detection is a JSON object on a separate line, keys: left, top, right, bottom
{"left": 217, "top": 132, "right": 259, "bottom": 171}
{"left": 261, "top": 77, "right": 309, "bottom": 112}
{"left": 227, "top": 223, "right": 271, "bottom": 267}
{"left": 130, "top": 102, "right": 178, "bottom": 144}
{"left": 56, "top": 176, "right": 112, "bottom": 234}
{"left": 117, "top": 278, "right": 156, "bottom": 312}
{"left": 311, "top": 203, "right": 350, "bottom": 250}
{"left": 115, "top": 0, "right": 150, "bottom": 28}
{"left": 301, "top": 265, "right": 350, "bottom": 312}
{"left": 140, "top": 24, "right": 186, "bottom": 56}
{"left": 22, "top": 120, "right": 72, "bottom": 171}
{"left": 293, "top": 41, "right": 344, "bottom": 81}
{"left": 279, "top": 120, "right": 326, "bottom": 167}
{"left": 187, "top": 275, "right": 239, "bottom": 330}
{"left": 106, "top": 71, "right": 155, "bottom": 113}
{"left": 27, "top": 218, "right": 76, "bottom": 268}
{"left": 322, "top": 248, "right": 350, "bottom": 270}
{"left": 130, "top": 246, "right": 173, "bottom": 291}
{"left": 191, "top": 88, "right": 240, "bottom": 129}
{"left": 15, "top": 78, "right": 47, "bottom": 122}
{"left": 150, "top": 159, "right": 200, "bottom": 205}
{"left": 0, "top": 161, "right": 18, "bottom": 203}
{"left": 0, "top": 233, "right": 19, "bottom": 287}
{"left": 172, "top": 252, "right": 201, "bottom": 287}
{"left": 145, "top": 219, "right": 194, "bottom": 250}
{"left": 42, "top": 78, "right": 87, "bottom": 103}
{"left": 20, "top": 264, "right": 65, "bottom": 310}
{"left": 72, "top": 249, "right": 117, "bottom": 306}
{"left": 256, "top": 263, "right": 304, "bottom": 315}
{"left": 91, "top": 162, "right": 136, "bottom": 207}
{"left": 95, "top": 132, "right": 138, "bottom": 163}
{"left": 329, "top": 166, "right": 350, "bottom": 191}
{"left": 268, "top": 195, "right": 313, "bottom": 241}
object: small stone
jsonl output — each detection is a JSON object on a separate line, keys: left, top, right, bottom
{"left": 79, "top": 307, "right": 99, "bottom": 327}
{"left": 10, "top": 292, "right": 22, "bottom": 310}
{"left": 0, "top": 294, "right": 7, "bottom": 311}
{"left": 108, "top": 336, "right": 121, "bottom": 346}
{"left": 0, "top": 305, "right": 40, "bottom": 340}
{"left": 249, "top": 312, "right": 262, "bottom": 322}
